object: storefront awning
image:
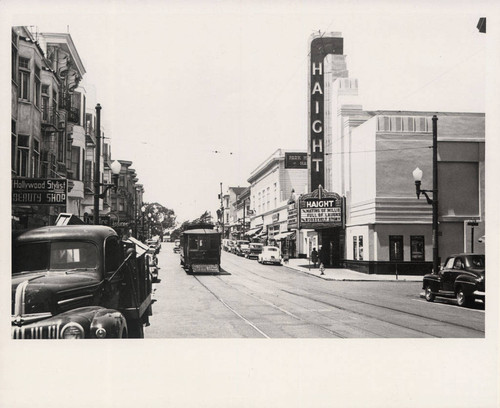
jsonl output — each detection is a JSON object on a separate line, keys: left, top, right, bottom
{"left": 272, "top": 231, "right": 295, "bottom": 240}
{"left": 244, "top": 227, "right": 262, "bottom": 237}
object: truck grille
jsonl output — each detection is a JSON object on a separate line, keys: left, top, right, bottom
{"left": 12, "top": 323, "right": 61, "bottom": 339}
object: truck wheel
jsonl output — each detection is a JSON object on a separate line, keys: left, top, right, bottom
{"left": 424, "top": 285, "right": 435, "bottom": 302}
{"left": 456, "top": 287, "right": 470, "bottom": 307}
{"left": 127, "top": 320, "right": 144, "bottom": 338}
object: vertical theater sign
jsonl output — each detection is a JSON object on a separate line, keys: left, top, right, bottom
{"left": 309, "top": 34, "right": 343, "bottom": 191}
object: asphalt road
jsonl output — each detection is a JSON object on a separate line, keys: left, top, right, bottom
{"left": 145, "top": 243, "right": 485, "bottom": 338}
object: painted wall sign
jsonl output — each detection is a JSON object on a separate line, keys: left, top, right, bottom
{"left": 309, "top": 35, "right": 343, "bottom": 191}
{"left": 12, "top": 178, "right": 67, "bottom": 206}
{"left": 285, "top": 152, "right": 307, "bottom": 169}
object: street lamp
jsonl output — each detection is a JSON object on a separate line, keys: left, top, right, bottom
{"left": 412, "top": 115, "right": 439, "bottom": 274}
{"left": 141, "top": 205, "right": 146, "bottom": 241}
{"left": 93, "top": 159, "right": 121, "bottom": 225}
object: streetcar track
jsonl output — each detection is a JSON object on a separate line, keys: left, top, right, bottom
{"left": 192, "top": 275, "right": 270, "bottom": 338}
{"left": 308, "top": 288, "right": 485, "bottom": 334}
{"left": 221, "top": 254, "right": 484, "bottom": 337}
{"left": 220, "top": 258, "right": 437, "bottom": 337}
{"left": 211, "top": 275, "right": 347, "bottom": 338}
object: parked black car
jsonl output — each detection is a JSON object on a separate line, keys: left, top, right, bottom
{"left": 422, "top": 253, "right": 485, "bottom": 307}
{"left": 12, "top": 225, "right": 153, "bottom": 339}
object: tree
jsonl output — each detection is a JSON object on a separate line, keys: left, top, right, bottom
{"left": 140, "top": 202, "right": 176, "bottom": 240}
{"left": 170, "top": 210, "right": 213, "bottom": 240}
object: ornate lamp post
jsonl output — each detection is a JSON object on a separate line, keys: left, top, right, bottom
{"left": 412, "top": 115, "right": 439, "bottom": 273}
{"left": 141, "top": 205, "right": 146, "bottom": 241}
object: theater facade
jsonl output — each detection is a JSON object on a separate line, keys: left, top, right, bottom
{"left": 302, "top": 32, "right": 485, "bottom": 274}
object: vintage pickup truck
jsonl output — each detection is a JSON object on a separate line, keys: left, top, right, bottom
{"left": 11, "top": 224, "right": 153, "bottom": 339}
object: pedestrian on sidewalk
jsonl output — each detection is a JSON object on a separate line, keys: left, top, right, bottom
{"left": 318, "top": 245, "right": 327, "bottom": 275}
{"left": 311, "top": 248, "right": 318, "bottom": 268}
{"left": 282, "top": 251, "right": 289, "bottom": 265}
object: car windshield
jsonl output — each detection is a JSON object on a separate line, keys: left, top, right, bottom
{"left": 266, "top": 247, "right": 278, "bottom": 252}
{"left": 13, "top": 241, "right": 98, "bottom": 274}
{"left": 250, "top": 244, "right": 262, "bottom": 249}
{"left": 466, "top": 255, "right": 485, "bottom": 268}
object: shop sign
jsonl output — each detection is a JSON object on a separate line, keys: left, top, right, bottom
{"left": 309, "top": 35, "right": 343, "bottom": 190}
{"left": 287, "top": 202, "right": 298, "bottom": 229}
{"left": 285, "top": 153, "right": 307, "bottom": 169}
{"left": 12, "top": 178, "right": 67, "bottom": 206}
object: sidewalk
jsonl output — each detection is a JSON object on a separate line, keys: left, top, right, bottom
{"left": 283, "top": 258, "right": 423, "bottom": 282}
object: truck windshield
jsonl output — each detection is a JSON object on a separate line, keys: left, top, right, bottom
{"left": 13, "top": 241, "right": 98, "bottom": 274}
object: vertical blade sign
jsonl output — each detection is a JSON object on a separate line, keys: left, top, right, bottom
{"left": 309, "top": 35, "right": 343, "bottom": 191}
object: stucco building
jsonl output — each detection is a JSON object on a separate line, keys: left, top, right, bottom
{"left": 302, "top": 32, "right": 485, "bottom": 274}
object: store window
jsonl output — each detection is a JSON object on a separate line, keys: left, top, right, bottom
{"left": 389, "top": 236, "right": 404, "bottom": 261}
{"left": 410, "top": 236, "right": 425, "bottom": 261}
{"left": 358, "top": 236, "right": 363, "bottom": 260}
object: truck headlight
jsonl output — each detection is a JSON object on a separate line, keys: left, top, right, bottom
{"left": 61, "top": 322, "right": 84, "bottom": 339}
{"left": 95, "top": 327, "right": 107, "bottom": 338}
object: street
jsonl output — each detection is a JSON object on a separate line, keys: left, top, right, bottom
{"left": 145, "top": 243, "right": 485, "bottom": 338}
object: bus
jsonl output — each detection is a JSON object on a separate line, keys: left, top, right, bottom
{"left": 180, "top": 225, "right": 221, "bottom": 274}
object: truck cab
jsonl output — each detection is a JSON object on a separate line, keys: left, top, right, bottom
{"left": 12, "top": 225, "right": 153, "bottom": 339}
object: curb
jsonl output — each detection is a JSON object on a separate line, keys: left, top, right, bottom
{"left": 283, "top": 264, "right": 423, "bottom": 282}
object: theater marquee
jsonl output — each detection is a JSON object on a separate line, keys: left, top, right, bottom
{"left": 298, "top": 188, "right": 344, "bottom": 229}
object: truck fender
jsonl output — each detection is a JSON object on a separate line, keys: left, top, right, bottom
{"left": 90, "top": 309, "right": 128, "bottom": 338}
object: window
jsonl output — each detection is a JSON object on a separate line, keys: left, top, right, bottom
{"left": 11, "top": 30, "right": 18, "bottom": 82}
{"left": 71, "top": 146, "right": 80, "bottom": 180}
{"left": 32, "top": 139, "right": 40, "bottom": 177}
{"left": 16, "top": 135, "right": 29, "bottom": 177}
{"left": 11, "top": 121, "right": 16, "bottom": 172}
{"left": 390, "top": 116, "right": 403, "bottom": 132}
{"left": 389, "top": 236, "right": 404, "bottom": 261}
{"left": 410, "top": 236, "right": 425, "bottom": 261}
{"left": 358, "top": 236, "right": 364, "bottom": 260}
{"left": 377, "top": 116, "right": 390, "bottom": 131}
{"left": 403, "top": 117, "right": 415, "bottom": 132}
{"left": 19, "top": 57, "right": 30, "bottom": 101}
{"left": 353, "top": 236, "right": 357, "bottom": 260}
{"left": 34, "top": 65, "right": 41, "bottom": 108}
{"left": 57, "top": 131, "right": 64, "bottom": 162}
{"left": 415, "top": 117, "right": 428, "bottom": 132}
{"left": 105, "top": 237, "right": 123, "bottom": 276}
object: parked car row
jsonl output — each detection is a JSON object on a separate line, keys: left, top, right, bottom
{"left": 222, "top": 239, "right": 283, "bottom": 266}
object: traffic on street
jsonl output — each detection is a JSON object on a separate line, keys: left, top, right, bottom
{"left": 145, "top": 242, "right": 485, "bottom": 338}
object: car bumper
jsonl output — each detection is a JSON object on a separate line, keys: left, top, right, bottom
{"left": 473, "top": 290, "right": 485, "bottom": 299}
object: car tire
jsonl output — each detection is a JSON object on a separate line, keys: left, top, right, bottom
{"left": 424, "top": 285, "right": 435, "bottom": 302}
{"left": 456, "top": 287, "right": 471, "bottom": 307}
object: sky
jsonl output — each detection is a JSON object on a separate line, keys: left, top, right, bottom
{"left": 2, "top": 1, "right": 490, "bottom": 224}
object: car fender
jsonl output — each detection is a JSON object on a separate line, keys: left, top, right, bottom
{"left": 422, "top": 274, "right": 440, "bottom": 291}
{"left": 454, "top": 275, "right": 477, "bottom": 296}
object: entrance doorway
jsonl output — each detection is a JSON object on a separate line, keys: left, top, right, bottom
{"left": 318, "top": 227, "right": 345, "bottom": 267}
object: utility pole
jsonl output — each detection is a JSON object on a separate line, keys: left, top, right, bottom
{"left": 432, "top": 115, "right": 439, "bottom": 274}
{"left": 220, "top": 182, "right": 224, "bottom": 238}
{"left": 93, "top": 104, "right": 102, "bottom": 225}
